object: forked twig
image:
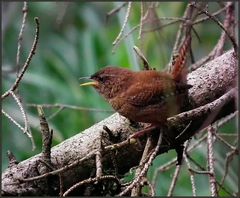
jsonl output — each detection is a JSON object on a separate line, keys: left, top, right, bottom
{"left": 119, "top": 132, "right": 163, "bottom": 196}
{"left": 192, "top": 4, "right": 237, "bottom": 55}
{"left": 2, "top": 17, "right": 40, "bottom": 99}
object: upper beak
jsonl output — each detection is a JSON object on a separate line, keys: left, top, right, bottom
{"left": 79, "top": 81, "right": 99, "bottom": 87}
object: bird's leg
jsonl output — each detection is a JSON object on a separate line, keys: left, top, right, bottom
{"left": 129, "top": 125, "right": 158, "bottom": 139}
{"left": 175, "top": 144, "right": 184, "bottom": 165}
{"left": 129, "top": 124, "right": 172, "bottom": 145}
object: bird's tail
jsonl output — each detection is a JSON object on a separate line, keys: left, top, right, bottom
{"left": 171, "top": 34, "right": 192, "bottom": 82}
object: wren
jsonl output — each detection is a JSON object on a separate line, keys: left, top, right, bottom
{"left": 80, "top": 66, "right": 192, "bottom": 126}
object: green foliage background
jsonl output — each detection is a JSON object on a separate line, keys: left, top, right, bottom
{"left": 2, "top": 2, "right": 237, "bottom": 196}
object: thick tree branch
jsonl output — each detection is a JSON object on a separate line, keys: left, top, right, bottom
{"left": 1, "top": 49, "right": 237, "bottom": 196}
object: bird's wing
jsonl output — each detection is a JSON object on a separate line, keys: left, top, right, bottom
{"left": 125, "top": 81, "right": 192, "bottom": 107}
{"left": 125, "top": 81, "right": 168, "bottom": 107}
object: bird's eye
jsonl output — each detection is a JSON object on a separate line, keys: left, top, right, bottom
{"left": 97, "top": 75, "right": 108, "bottom": 82}
{"left": 97, "top": 76, "right": 104, "bottom": 82}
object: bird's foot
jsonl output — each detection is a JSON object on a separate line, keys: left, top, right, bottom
{"left": 175, "top": 144, "right": 184, "bottom": 165}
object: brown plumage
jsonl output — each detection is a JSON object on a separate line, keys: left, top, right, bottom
{"left": 80, "top": 66, "right": 192, "bottom": 125}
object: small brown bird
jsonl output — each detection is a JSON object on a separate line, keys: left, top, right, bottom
{"left": 80, "top": 66, "right": 192, "bottom": 126}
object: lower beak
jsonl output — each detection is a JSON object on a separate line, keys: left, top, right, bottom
{"left": 79, "top": 81, "right": 99, "bottom": 87}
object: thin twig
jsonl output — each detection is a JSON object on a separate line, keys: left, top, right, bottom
{"left": 2, "top": 109, "right": 25, "bottom": 132}
{"left": 193, "top": 6, "right": 227, "bottom": 25}
{"left": 167, "top": 165, "right": 181, "bottom": 196}
{"left": 145, "top": 179, "right": 155, "bottom": 196}
{"left": 16, "top": 2, "right": 28, "bottom": 74}
{"left": 131, "top": 136, "right": 154, "bottom": 196}
{"left": 219, "top": 149, "right": 238, "bottom": 189}
{"left": 192, "top": 4, "right": 237, "bottom": 55}
{"left": 152, "top": 133, "right": 208, "bottom": 187}
{"left": 47, "top": 106, "right": 65, "bottom": 121}
{"left": 142, "top": 18, "right": 183, "bottom": 33}
{"left": 138, "top": 2, "right": 144, "bottom": 40}
{"left": 214, "top": 133, "right": 236, "bottom": 150}
{"left": 106, "top": 2, "right": 127, "bottom": 23}
{"left": 113, "top": 17, "right": 183, "bottom": 52}
{"left": 2, "top": 17, "right": 40, "bottom": 99}
{"left": 184, "top": 155, "right": 197, "bottom": 196}
{"left": 59, "top": 174, "right": 64, "bottom": 197}
{"left": 188, "top": 169, "right": 212, "bottom": 175}
{"left": 133, "top": 46, "right": 150, "bottom": 70}
{"left": 8, "top": 91, "right": 36, "bottom": 150}
{"left": 27, "top": 103, "right": 113, "bottom": 113}
{"left": 119, "top": 132, "right": 163, "bottom": 196}
{"left": 216, "top": 111, "right": 238, "bottom": 128}
{"left": 207, "top": 126, "right": 217, "bottom": 196}
{"left": 20, "top": 149, "right": 97, "bottom": 182}
{"left": 63, "top": 175, "right": 120, "bottom": 197}
{"left": 112, "top": 2, "right": 132, "bottom": 46}
{"left": 9, "top": 91, "right": 28, "bottom": 134}
{"left": 20, "top": 136, "right": 136, "bottom": 182}
{"left": 95, "top": 153, "right": 102, "bottom": 177}
{"left": 187, "top": 154, "right": 234, "bottom": 196}
{"left": 183, "top": 140, "right": 196, "bottom": 196}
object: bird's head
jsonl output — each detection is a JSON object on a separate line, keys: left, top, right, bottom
{"left": 80, "top": 66, "right": 133, "bottom": 99}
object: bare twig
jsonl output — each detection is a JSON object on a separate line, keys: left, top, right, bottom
{"left": 59, "top": 174, "right": 64, "bottom": 197}
{"left": 167, "top": 165, "right": 181, "bottom": 196}
{"left": 16, "top": 2, "right": 28, "bottom": 74}
{"left": 131, "top": 136, "right": 154, "bottom": 196}
{"left": 144, "top": 179, "right": 155, "bottom": 196}
{"left": 207, "top": 126, "right": 217, "bottom": 196}
{"left": 95, "top": 151, "right": 103, "bottom": 178}
{"left": 152, "top": 133, "right": 208, "bottom": 187}
{"left": 187, "top": 154, "right": 235, "bottom": 196}
{"left": 119, "top": 132, "right": 163, "bottom": 196}
{"left": 106, "top": 2, "right": 127, "bottom": 23}
{"left": 142, "top": 18, "right": 183, "bottom": 33}
{"left": 193, "top": 6, "right": 227, "bottom": 25}
{"left": 112, "top": 2, "right": 132, "bottom": 46}
{"left": 113, "top": 17, "right": 183, "bottom": 52}
{"left": 63, "top": 175, "right": 120, "bottom": 197}
{"left": 9, "top": 91, "right": 28, "bottom": 134}
{"left": 215, "top": 111, "right": 238, "bottom": 128}
{"left": 2, "top": 109, "right": 25, "bottom": 132}
{"left": 27, "top": 103, "right": 113, "bottom": 113}
{"left": 192, "top": 4, "right": 237, "bottom": 55}
{"left": 219, "top": 149, "right": 238, "bottom": 190}
{"left": 138, "top": 2, "right": 144, "bottom": 40}
{"left": 20, "top": 136, "right": 136, "bottom": 182}
{"left": 214, "top": 133, "right": 236, "bottom": 150}
{"left": 7, "top": 91, "right": 36, "bottom": 150}
{"left": 2, "top": 17, "right": 40, "bottom": 99}
{"left": 20, "top": 149, "right": 97, "bottom": 182}
{"left": 184, "top": 155, "right": 196, "bottom": 196}
{"left": 47, "top": 106, "right": 65, "bottom": 121}
{"left": 133, "top": 46, "right": 150, "bottom": 70}
{"left": 188, "top": 169, "right": 212, "bottom": 175}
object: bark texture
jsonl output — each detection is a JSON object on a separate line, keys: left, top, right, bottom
{"left": 1, "top": 49, "right": 237, "bottom": 196}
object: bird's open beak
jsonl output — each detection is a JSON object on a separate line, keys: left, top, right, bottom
{"left": 79, "top": 81, "right": 99, "bottom": 87}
